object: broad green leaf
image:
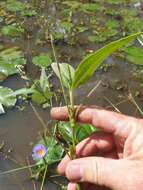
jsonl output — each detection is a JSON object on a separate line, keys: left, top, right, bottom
{"left": 32, "top": 90, "right": 52, "bottom": 105}
{"left": 58, "top": 122, "right": 98, "bottom": 144}
{"left": 32, "top": 54, "right": 52, "bottom": 68}
{"left": 52, "top": 62, "right": 75, "bottom": 88}
{"left": 31, "top": 79, "right": 53, "bottom": 105}
{"left": 123, "top": 46, "right": 143, "bottom": 65}
{"left": 58, "top": 122, "right": 73, "bottom": 143}
{"left": 76, "top": 124, "right": 97, "bottom": 142}
{"left": 72, "top": 32, "right": 143, "bottom": 89}
{"left": 0, "top": 86, "right": 16, "bottom": 109}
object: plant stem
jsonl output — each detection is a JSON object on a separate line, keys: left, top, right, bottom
{"left": 69, "top": 90, "right": 81, "bottom": 190}
{"left": 0, "top": 164, "right": 38, "bottom": 175}
{"left": 30, "top": 103, "right": 51, "bottom": 139}
{"left": 50, "top": 34, "right": 69, "bottom": 110}
{"left": 40, "top": 165, "right": 48, "bottom": 190}
{"left": 69, "top": 90, "right": 76, "bottom": 159}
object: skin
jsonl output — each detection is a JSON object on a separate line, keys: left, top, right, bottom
{"left": 51, "top": 106, "right": 143, "bottom": 190}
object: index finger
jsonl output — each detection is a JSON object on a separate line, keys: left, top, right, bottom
{"left": 51, "top": 106, "right": 140, "bottom": 134}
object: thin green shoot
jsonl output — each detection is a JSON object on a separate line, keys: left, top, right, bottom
{"left": 30, "top": 102, "right": 50, "bottom": 136}
{"left": 0, "top": 164, "right": 39, "bottom": 176}
{"left": 40, "top": 165, "right": 48, "bottom": 190}
{"left": 50, "top": 34, "right": 69, "bottom": 110}
{"left": 26, "top": 157, "right": 37, "bottom": 190}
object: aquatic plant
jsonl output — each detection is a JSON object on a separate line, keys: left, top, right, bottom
{"left": 0, "top": 1, "right": 143, "bottom": 190}
{"left": 0, "top": 29, "right": 142, "bottom": 190}
{"left": 49, "top": 32, "right": 143, "bottom": 190}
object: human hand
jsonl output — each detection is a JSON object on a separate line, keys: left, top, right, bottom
{"left": 51, "top": 106, "right": 143, "bottom": 190}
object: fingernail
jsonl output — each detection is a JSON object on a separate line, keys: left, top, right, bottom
{"left": 66, "top": 164, "right": 82, "bottom": 181}
{"left": 51, "top": 107, "right": 57, "bottom": 112}
{"left": 50, "top": 107, "right": 58, "bottom": 115}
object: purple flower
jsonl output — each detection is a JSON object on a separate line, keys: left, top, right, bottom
{"left": 32, "top": 144, "right": 46, "bottom": 159}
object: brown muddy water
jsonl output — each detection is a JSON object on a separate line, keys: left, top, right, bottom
{"left": 0, "top": 1, "right": 143, "bottom": 190}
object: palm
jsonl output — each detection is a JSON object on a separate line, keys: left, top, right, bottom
{"left": 51, "top": 107, "right": 143, "bottom": 190}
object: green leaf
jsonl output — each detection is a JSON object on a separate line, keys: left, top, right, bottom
{"left": 72, "top": 32, "right": 143, "bottom": 89}
{"left": 32, "top": 90, "right": 52, "bottom": 105}
{"left": 32, "top": 54, "right": 52, "bottom": 68}
{"left": 1, "top": 24, "right": 24, "bottom": 37}
{"left": 21, "top": 9, "right": 37, "bottom": 17}
{"left": 7, "top": 88, "right": 35, "bottom": 97}
{"left": 80, "top": 3, "right": 102, "bottom": 13}
{"left": 123, "top": 46, "right": 143, "bottom": 65}
{"left": 39, "top": 68, "right": 50, "bottom": 92}
{"left": 0, "top": 86, "right": 16, "bottom": 109}
{"left": 6, "top": 0, "right": 25, "bottom": 12}
{"left": 0, "top": 47, "right": 26, "bottom": 80}
{"left": 31, "top": 79, "right": 53, "bottom": 105}
{"left": 52, "top": 63, "right": 75, "bottom": 88}
{"left": 58, "top": 122, "right": 73, "bottom": 143}
{"left": 106, "top": 0, "right": 122, "bottom": 4}
{"left": 105, "top": 20, "right": 119, "bottom": 29}
{"left": 62, "top": 1, "right": 81, "bottom": 10}
{"left": 58, "top": 122, "right": 98, "bottom": 144}
{"left": 76, "top": 124, "right": 97, "bottom": 142}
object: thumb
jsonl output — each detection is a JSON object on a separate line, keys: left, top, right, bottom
{"left": 65, "top": 157, "right": 120, "bottom": 188}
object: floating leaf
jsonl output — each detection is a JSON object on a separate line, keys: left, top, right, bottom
{"left": 80, "top": 3, "right": 102, "bottom": 13}
{"left": 106, "top": 0, "right": 122, "bottom": 4}
{"left": 32, "top": 54, "right": 52, "bottom": 68}
{"left": 62, "top": 1, "right": 81, "bottom": 10}
{"left": 6, "top": 0, "right": 25, "bottom": 12}
{"left": 72, "top": 32, "right": 143, "bottom": 89}
{"left": 1, "top": 24, "right": 24, "bottom": 37}
{"left": 105, "top": 20, "right": 119, "bottom": 29}
{"left": 21, "top": 9, "right": 37, "bottom": 17}
{"left": 7, "top": 88, "right": 35, "bottom": 97}
{"left": 52, "top": 62, "right": 75, "bottom": 89}
{"left": 0, "top": 47, "right": 26, "bottom": 80}
{"left": 0, "top": 86, "right": 16, "bottom": 113}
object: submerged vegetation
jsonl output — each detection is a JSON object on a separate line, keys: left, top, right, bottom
{"left": 0, "top": 0, "right": 143, "bottom": 190}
